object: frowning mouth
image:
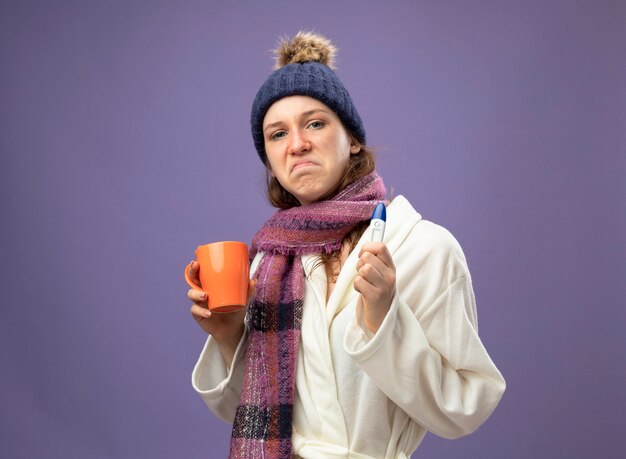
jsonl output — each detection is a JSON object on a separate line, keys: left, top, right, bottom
{"left": 291, "top": 161, "right": 318, "bottom": 172}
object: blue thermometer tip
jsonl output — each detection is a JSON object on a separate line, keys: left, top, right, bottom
{"left": 371, "top": 202, "right": 386, "bottom": 221}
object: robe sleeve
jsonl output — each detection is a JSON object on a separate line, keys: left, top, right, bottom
{"left": 191, "top": 329, "right": 249, "bottom": 422}
{"left": 343, "top": 222, "right": 506, "bottom": 439}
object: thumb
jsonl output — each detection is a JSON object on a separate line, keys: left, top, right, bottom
{"left": 189, "top": 261, "right": 201, "bottom": 283}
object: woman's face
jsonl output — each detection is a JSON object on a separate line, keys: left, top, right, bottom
{"left": 263, "top": 95, "right": 360, "bottom": 206}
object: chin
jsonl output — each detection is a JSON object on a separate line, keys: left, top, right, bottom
{"left": 290, "top": 182, "right": 326, "bottom": 204}
{"left": 294, "top": 191, "right": 324, "bottom": 206}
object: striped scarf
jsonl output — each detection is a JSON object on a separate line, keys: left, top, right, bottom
{"left": 229, "top": 172, "right": 386, "bottom": 458}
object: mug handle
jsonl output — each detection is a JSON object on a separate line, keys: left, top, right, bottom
{"left": 184, "top": 263, "right": 204, "bottom": 292}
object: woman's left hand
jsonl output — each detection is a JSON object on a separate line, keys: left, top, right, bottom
{"left": 354, "top": 242, "right": 396, "bottom": 333}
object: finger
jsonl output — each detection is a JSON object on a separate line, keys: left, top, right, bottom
{"left": 354, "top": 274, "right": 376, "bottom": 296}
{"left": 188, "top": 260, "right": 201, "bottom": 283}
{"left": 358, "top": 242, "right": 385, "bottom": 257}
{"left": 190, "top": 303, "right": 212, "bottom": 320}
{"left": 353, "top": 274, "right": 364, "bottom": 293}
{"left": 359, "top": 243, "right": 394, "bottom": 267}
{"left": 361, "top": 265, "right": 396, "bottom": 299}
{"left": 187, "top": 288, "right": 208, "bottom": 304}
{"left": 356, "top": 252, "right": 397, "bottom": 297}
{"left": 356, "top": 252, "right": 382, "bottom": 272}
{"left": 358, "top": 251, "right": 389, "bottom": 279}
{"left": 358, "top": 262, "right": 384, "bottom": 287}
{"left": 355, "top": 257, "right": 367, "bottom": 272}
{"left": 355, "top": 272, "right": 394, "bottom": 306}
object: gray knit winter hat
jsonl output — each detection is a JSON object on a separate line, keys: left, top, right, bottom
{"left": 251, "top": 32, "right": 366, "bottom": 164}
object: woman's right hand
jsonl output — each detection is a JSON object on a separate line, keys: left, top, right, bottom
{"left": 187, "top": 260, "right": 256, "bottom": 365}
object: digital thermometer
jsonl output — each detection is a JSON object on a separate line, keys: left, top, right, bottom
{"left": 370, "top": 202, "right": 386, "bottom": 242}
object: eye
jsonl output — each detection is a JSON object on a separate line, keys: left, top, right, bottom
{"left": 269, "top": 130, "right": 287, "bottom": 141}
{"left": 308, "top": 120, "right": 325, "bottom": 130}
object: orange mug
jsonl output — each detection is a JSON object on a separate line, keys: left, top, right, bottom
{"left": 184, "top": 241, "right": 249, "bottom": 313}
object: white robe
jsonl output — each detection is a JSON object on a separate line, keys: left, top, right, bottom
{"left": 192, "top": 196, "right": 506, "bottom": 458}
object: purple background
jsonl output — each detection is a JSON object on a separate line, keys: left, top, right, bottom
{"left": 2, "top": 1, "right": 625, "bottom": 458}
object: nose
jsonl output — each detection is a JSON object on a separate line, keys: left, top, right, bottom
{"left": 288, "top": 129, "right": 311, "bottom": 155}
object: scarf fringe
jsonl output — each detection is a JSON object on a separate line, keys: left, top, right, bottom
{"left": 253, "top": 241, "right": 343, "bottom": 258}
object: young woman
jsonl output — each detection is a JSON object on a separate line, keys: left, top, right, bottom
{"left": 186, "top": 31, "right": 505, "bottom": 459}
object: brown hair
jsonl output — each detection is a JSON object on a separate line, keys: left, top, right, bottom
{"left": 264, "top": 133, "right": 377, "bottom": 281}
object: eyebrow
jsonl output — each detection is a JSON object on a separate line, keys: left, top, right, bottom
{"left": 263, "top": 109, "right": 330, "bottom": 132}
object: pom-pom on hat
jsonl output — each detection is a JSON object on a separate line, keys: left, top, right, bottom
{"left": 251, "top": 31, "right": 366, "bottom": 164}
